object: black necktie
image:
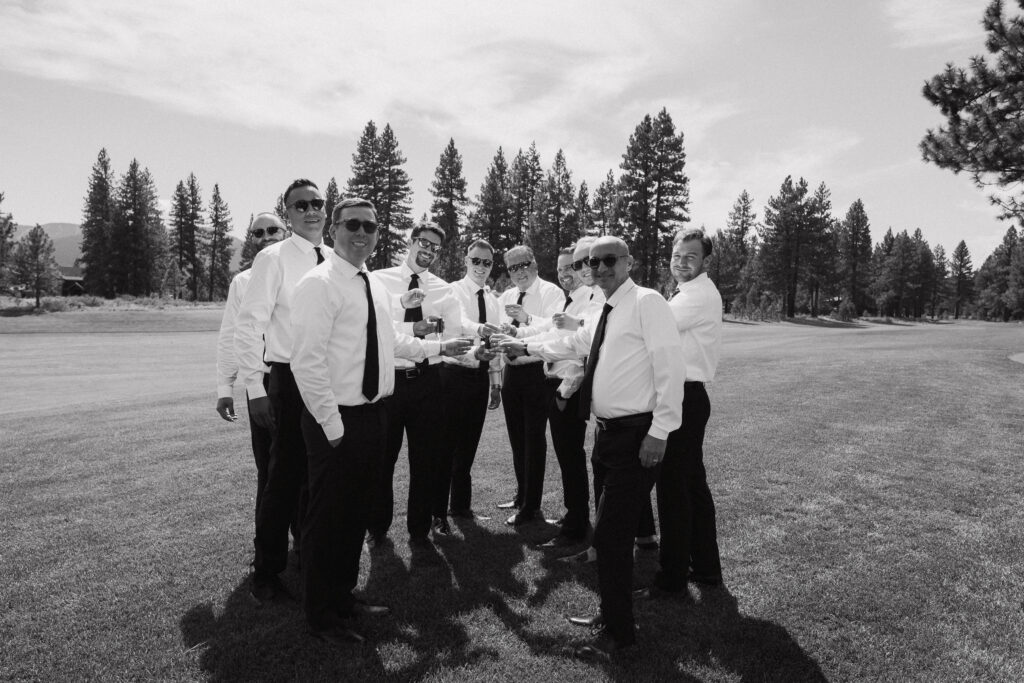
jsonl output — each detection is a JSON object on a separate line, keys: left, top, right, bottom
{"left": 405, "top": 272, "right": 423, "bottom": 324}
{"left": 477, "top": 289, "right": 489, "bottom": 371}
{"left": 563, "top": 294, "right": 572, "bottom": 312}
{"left": 314, "top": 246, "right": 324, "bottom": 265}
{"left": 512, "top": 290, "right": 525, "bottom": 328}
{"left": 577, "top": 303, "right": 612, "bottom": 420}
{"left": 357, "top": 272, "right": 379, "bottom": 402}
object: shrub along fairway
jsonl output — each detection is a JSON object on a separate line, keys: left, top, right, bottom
{"left": 2, "top": 311, "right": 1022, "bottom": 681}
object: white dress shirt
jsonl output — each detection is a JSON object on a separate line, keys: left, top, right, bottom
{"left": 290, "top": 256, "right": 440, "bottom": 442}
{"left": 234, "top": 234, "right": 325, "bottom": 399}
{"left": 446, "top": 276, "right": 503, "bottom": 381}
{"left": 669, "top": 272, "right": 723, "bottom": 382}
{"left": 497, "top": 276, "right": 564, "bottom": 366}
{"left": 518, "top": 284, "right": 601, "bottom": 398}
{"left": 525, "top": 278, "right": 685, "bottom": 439}
{"left": 216, "top": 269, "right": 258, "bottom": 399}
{"left": 374, "top": 263, "right": 466, "bottom": 368}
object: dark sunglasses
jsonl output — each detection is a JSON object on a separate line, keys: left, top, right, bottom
{"left": 288, "top": 198, "right": 325, "bottom": 213}
{"left": 507, "top": 261, "right": 533, "bottom": 273}
{"left": 586, "top": 255, "right": 622, "bottom": 269}
{"left": 570, "top": 258, "right": 586, "bottom": 271}
{"left": 414, "top": 237, "right": 442, "bottom": 253}
{"left": 338, "top": 218, "right": 379, "bottom": 233}
{"left": 250, "top": 225, "right": 282, "bottom": 239}
{"left": 469, "top": 257, "right": 493, "bottom": 268}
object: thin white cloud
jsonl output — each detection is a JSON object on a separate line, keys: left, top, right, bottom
{"left": 884, "top": 0, "right": 987, "bottom": 48}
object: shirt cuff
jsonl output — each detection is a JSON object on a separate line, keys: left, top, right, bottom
{"left": 424, "top": 340, "right": 442, "bottom": 357}
{"left": 217, "top": 384, "right": 233, "bottom": 399}
{"left": 647, "top": 425, "right": 670, "bottom": 440}
{"left": 246, "top": 379, "right": 268, "bottom": 400}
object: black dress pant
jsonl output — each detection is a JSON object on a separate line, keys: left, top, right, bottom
{"left": 369, "top": 365, "right": 445, "bottom": 540}
{"left": 501, "top": 363, "right": 555, "bottom": 514}
{"left": 656, "top": 381, "right": 721, "bottom": 585}
{"left": 246, "top": 377, "right": 273, "bottom": 534}
{"left": 440, "top": 363, "right": 490, "bottom": 513}
{"left": 548, "top": 388, "right": 590, "bottom": 538}
{"left": 591, "top": 413, "right": 659, "bottom": 646}
{"left": 301, "top": 403, "right": 385, "bottom": 630}
{"left": 593, "top": 428, "right": 656, "bottom": 539}
{"left": 253, "top": 363, "right": 308, "bottom": 579}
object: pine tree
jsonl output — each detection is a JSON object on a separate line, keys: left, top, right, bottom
{"left": 921, "top": 0, "right": 1024, "bottom": 222}
{"left": 430, "top": 138, "right": 469, "bottom": 281}
{"left": 802, "top": 183, "right": 839, "bottom": 317}
{"left": 929, "top": 244, "right": 951, "bottom": 318}
{"left": 468, "top": 147, "right": 513, "bottom": 278}
{"left": 239, "top": 213, "right": 259, "bottom": 271}
{"left": 619, "top": 108, "right": 690, "bottom": 287}
{"left": 574, "top": 181, "right": 593, "bottom": 236}
{"left": 80, "top": 148, "right": 117, "bottom": 296}
{"left": 711, "top": 190, "right": 756, "bottom": 312}
{"left": 168, "top": 176, "right": 205, "bottom": 300}
{"left": 949, "top": 240, "right": 974, "bottom": 318}
{"left": 323, "top": 177, "right": 340, "bottom": 247}
{"left": 760, "top": 176, "right": 812, "bottom": 317}
{"left": 12, "top": 224, "right": 60, "bottom": 307}
{"left": 1004, "top": 230, "right": 1024, "bottom": 318}
{"left": 206, "top": 184, "right": 234, "bottom": 300}
{"left": 507, "top": 143, "right": 544, "bottom": 247}
{"left": 591, "top": 170, "right": 622, "bottom": 236}
{"left": 974, "top": 226, "right": 1017, "bottom": 320}
{"left": 870, "top": 229, "right": 918, "bottom": 317}
{"left": 911, "top": 228, "right": 935, "bottom": 318}
{"left": 839, "top": 199, "right": 873, "bottom": 312}
{"left": 528, "top": 149, "right": 577, "bottom": 280}
{"left": 0, "top": 192, "right": 16, "bottom": 289}
{"left": 109, "top": 160, "right": 165, "bottom": 297}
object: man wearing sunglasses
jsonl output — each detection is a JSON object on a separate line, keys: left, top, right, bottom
{"left": 496, "top": 236, "right": 685, "bottom": 660}
{"left": 235, "top": 178, "right": 327, "bottom": 604}
{"left": 290, "top": 198, "right": 472, "bottom": 646}
{"left": 441, "top": 239, "right": 504, "bottom": 520}
{"left": 370, "top": 221, "right": 470, "bottom": 546}
{"left": 496, "top": 245, "right": 565, "bottom": 526}
{"left": 215, "top": 212, "right": 287, "bottom": 553}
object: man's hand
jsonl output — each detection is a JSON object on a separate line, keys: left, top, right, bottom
{"left": 488, "top": 386, "right": 502, "bottom": 410}
{"left": 504, "top": 303, "right": 529, "bottom": 324}
{"left": 440, "top": 338, "right": 473, "bottom": 356}
{"left": 412, "top": 319, "right": 439, "bottom": 337}
{"left": 478, "top": 322, "right": 500, "bottom": 338}
{"left": 216, "top": 397, "right": 237, "bottom": 422}
{"left": 401, "top": 288, "right": 426, "bottom": 309}
{"left": 474, "top": 345, "right": 498, "bottom": 362}
{"left": 499, "top": 322, "right": 518, "bottom": 337}
{"left": 249, "top": 396, "right": 275, "bottom": 429}
{"left": 638, "top": 434, "right": 667, "bottom": 468}
{"left": 552, "top": 312, "right": 581, "bottom": 331}
{"left": 497, "top": 338, "right": 527, "bottom": 359}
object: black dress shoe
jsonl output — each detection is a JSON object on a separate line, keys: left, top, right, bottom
{"left": 653, "top": 571, "right": 688, "bottom": 593}
{"left": 567, "top": 613, "right": 604, "bottom": 628}
{"left": 408, "top": 534, "right": 431, "bottom": 548}
{"left": 496, "top": 500, "right": 519, "bottom": 510}
{"left": 432, "top": 516, "right": 452, "bottom": 536}
{"left": 540, "top": 534, "right": 585, "bottom": 549}
{"left": 559, "top": 547, "right": 597, "bottom": 565}
{"left": 574, "top": 628, "right": 635, "bottom": 662}
{"left": 449, "top": 508, "right": 474, "bottom": 519}
{"left": 365, "top": 533, "right": 390, "bottom": 552}
{"left": 350, "top": 599, "right": 390, "bottom": 617}
{"left": 310, "top": 624, "right": 365, "bottom": 647}
{"left": 635, "top": 539, "right": 659, "bottom": 550}
{"left": 506, "top": 510, "right": 538, "bottom": 526}
{"left": 249, "top": 575, "right": 295, "bottom": 606}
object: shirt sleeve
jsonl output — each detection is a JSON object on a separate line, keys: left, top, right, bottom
{"left": 216, "top": 276, "right": 242, "bottom": 398}
{"left": 672, "top": 290, "right": 710, "bottom": 333}
{"left": 394, "top": 329, "right": 440, "bottom": 360}
{"left": 234, "top": 251, "right": 281, "bottom": 400}
{"left": 290, "top": 274, "right": 345, "bottom": 442}
{"left": 640, "top": 293, "right": 686, "bottom": 440}
{"left": 526, "top": 323, "right": 593, "bottom": 362}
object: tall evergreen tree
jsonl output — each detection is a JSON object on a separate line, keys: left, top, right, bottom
{"left": 929, "top": 244, "right": 951, "bottom": 318}
{"left": 760, "top": 176, "right": 812, "bottom": 317}
{"left": 870, "top": 229, "right": 918, "bottom": 317}
{"left": 430, "top": 138, "right": 469, "bottom": 281}
{"left": 574, "top": 181, "right": 593, "bottom": 237}
{"left": 322, "top": 177, "right": 340, "bottom": 247}
{"left": 921, "top": 0, "right": 1024, "bottom": 222}
{"left": 206, "top": 184, "right": 233, "bottom": 300}
{"left": 910, "top": 228, "right": 935, "bottom": 318}
{"left": 838, "top": 199, "right": 873, "bottom": 313}
{"left": 168, "top": 174, "right": 205, "bottom": 300}
{"left": 109, "top": 160, "right": 165, "bottom": 296}
{"left": 591, "top": 170, "right": 622, "bottom": 236}
{"left": 0, "top": 192, "right": 15, "bottom": 288}
{"left": 974, "top": 225, "right": 1018, "bottom": 320}
{"left": 1004, "top": 229, "right": 1024, "bottom": 317}
{"left": 507, "top": 143, "right": 544, "bottom": 247}
{"left": 803, "top": 183, "right": 839, "bottom": 317}
{"left": 619, "top": 108, "right": 690, "bottom": 286}
{"left": 239, "top": 213, "right": 259, "bottom": 271}
{"left": 468, "top": 147, "right": 513, "bottom": 278}
{"left": 80, "top": 148, "right": 117, "bottom": 296}
{"left": 710, "top": 190, "right": 756, "bottom": 311}
{"left": 528, "top": 149, "right": 577, "bottom": 279}
{"left": 949, "top": 240, "right": 974, "bottom": 318}
{"left": 12, "top": 224, "right": 60, "bottom": 307}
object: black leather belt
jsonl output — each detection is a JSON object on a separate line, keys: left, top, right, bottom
{"left": 594, "top": 411, "right": 653, "bottom": 431}
{"left": 395, "top": 365, "right": 439, "bottom": 380}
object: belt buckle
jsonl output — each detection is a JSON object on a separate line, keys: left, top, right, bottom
{"left": 404, "top": 367, "right": 421, "bottom": 379}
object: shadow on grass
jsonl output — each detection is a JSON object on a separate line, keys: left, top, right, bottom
{"left": 784, "top": 317, "right": 866, "bottom": 329}
{"left": 0, "top": 306, "right": 41, "bottom": 317}
{"left": 723, "top": 318, "right": 760, "bottom": 325}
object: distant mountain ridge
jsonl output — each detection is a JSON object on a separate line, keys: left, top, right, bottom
{"left": 12, "top": 223, "right": 244, "bottom": 272}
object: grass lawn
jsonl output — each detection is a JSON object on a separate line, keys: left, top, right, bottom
{"left": 2, "top": 311, "right": 1022, "bottom": 681}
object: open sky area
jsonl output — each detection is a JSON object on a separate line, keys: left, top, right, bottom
{"left": 0, "top": 0, "right": 1012, "bottom": 260}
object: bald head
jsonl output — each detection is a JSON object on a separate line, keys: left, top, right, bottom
{"left": 588, "top": 236, "right": 632, "bottom": 297}
{"left": 249, "top": 213, "right": 287, "bottom": 250}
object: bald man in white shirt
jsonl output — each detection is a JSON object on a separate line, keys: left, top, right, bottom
{"left": 497, "top": 236, "right": 685, "bottom": 659}
{"left": 653, "top": 228, "right": 724, "bottom": 593}
{"left": 215, "top": 212, "right": 286, "bottom": 544}
{"left": 235, "top": 178, "right": 328, "bottom": 604}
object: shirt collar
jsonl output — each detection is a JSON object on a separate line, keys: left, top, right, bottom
{"left": 401, "top": 261, "right": 428, "bottom": 281}
{"left": 289, "top": 234, "right": 323, "bottom": 254}
{"left": 676, "top": 272, "right": 709, "bottom": 293}
{"left": 568, "top": 285, "right": 590, "bottom": 300}
{"left": 334, "top": 255, "right": 365, "bottom": 279}
{"left": 460, "top": 276, "right": 488, "bottom": 294}
{"left": 605, "top": 277, "right": 636, "bottom": 308}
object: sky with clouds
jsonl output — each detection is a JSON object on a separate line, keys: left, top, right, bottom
{"left": 0, "top": 0, "right": 1013, "bottom": 261}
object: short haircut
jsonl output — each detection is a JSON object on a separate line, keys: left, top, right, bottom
{"left": 466, "top": 239, "right": 494, "bottom": 256}
{"left": 574, "top": 236, "right": 597, "bottom": 248}
{"left": 558, "top": 247, "right": 575, "bottom": 257}
{"left": 331, "top": 198, "right": 377, "bottom": 224}
{"left": 505, "top": 245, "right": 535, "bottom": 264}
{"left": 674, "top": 228, "right": 713, "bottom": 258}
{"left": 283, "top": 178, "right": 319, "bottom": 206}
{"left": 249, "top": 211, "right": 283, "bottom": 230}
{"left": 411, "top": 220, "right": 446, "bottom": 244}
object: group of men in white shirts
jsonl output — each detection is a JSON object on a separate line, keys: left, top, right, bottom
{"left": 215, "top": 178, "right": 725, "bottom": 659}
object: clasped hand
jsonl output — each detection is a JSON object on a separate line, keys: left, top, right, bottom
{"left": 552, "top": 312, "right": 581, "bottom": 331}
